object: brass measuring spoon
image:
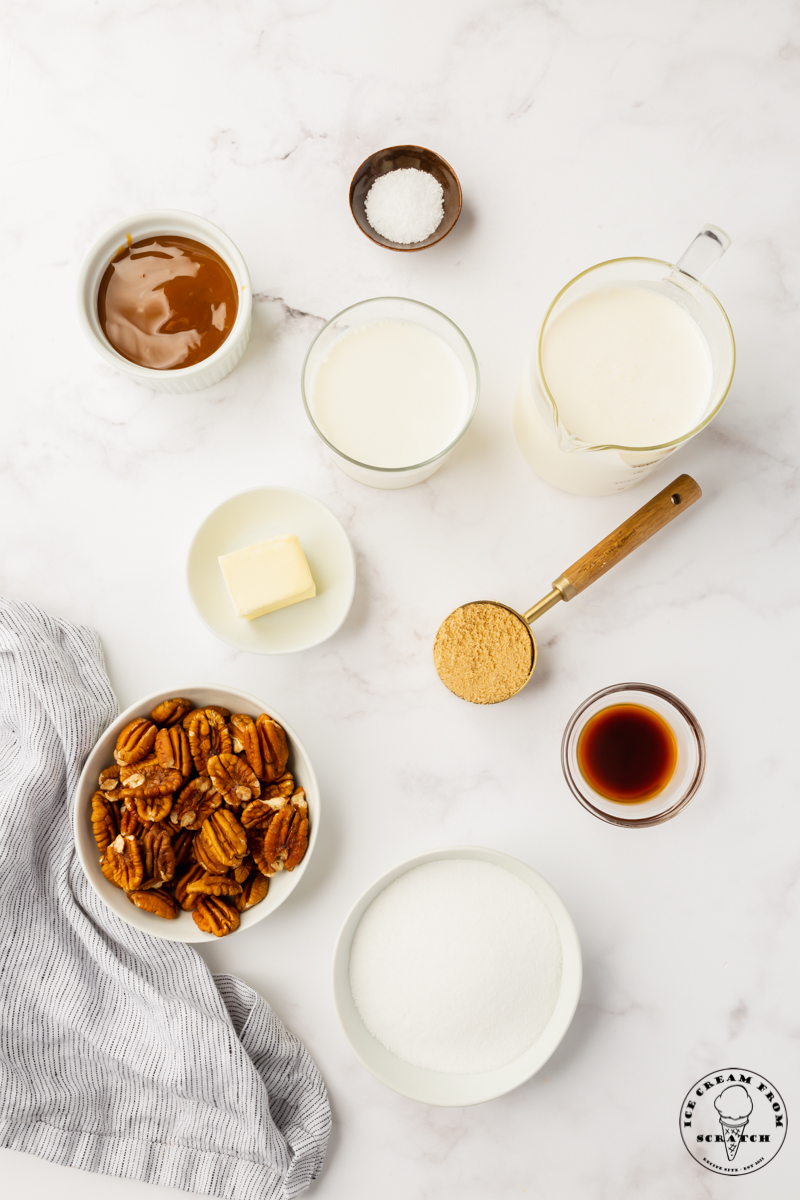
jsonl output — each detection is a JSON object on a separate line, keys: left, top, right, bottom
{"left": 434, "top": 474, "right": 702, "bottom": 704}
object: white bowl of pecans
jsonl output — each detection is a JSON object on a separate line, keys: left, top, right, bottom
{"left": 74, "top": 685, "right": 318, "bottom": 942}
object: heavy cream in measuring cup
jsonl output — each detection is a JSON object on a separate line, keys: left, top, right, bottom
{"left": 515, "top": 230, "right": 734, "bottom": 495}
{"left": 541, "top": 285, "right": 712, "bottom": 447}
{"left": 310, "top": 320, "right": 470, "bottom": 468}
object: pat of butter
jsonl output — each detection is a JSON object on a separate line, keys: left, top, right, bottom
{"left": 219, "top": 534, "right": 316, "bottom": 620}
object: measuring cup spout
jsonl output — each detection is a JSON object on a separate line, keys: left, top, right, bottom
{"left": 674, "top": 225, "right": 731, "bottom": 282}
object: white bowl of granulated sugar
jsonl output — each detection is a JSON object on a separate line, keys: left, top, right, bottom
{"left": 332, "top": 846, "right": 582, "bottom": 1105}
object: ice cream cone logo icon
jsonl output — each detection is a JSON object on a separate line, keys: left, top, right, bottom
{"left": 715, "top": 1085, "right": 754, "bottom": 1161}
{"left": 680, "top": 1068, "right": 787, "bottom": 1175}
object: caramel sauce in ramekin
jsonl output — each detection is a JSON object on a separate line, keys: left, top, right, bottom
{"left": 98, "top": 235, "right": 238, "bottom": 370}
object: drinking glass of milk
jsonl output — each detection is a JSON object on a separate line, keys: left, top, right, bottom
{"left": 513, "top": 226, "right": 735, "bottom": 495}
{"left": 302, "top": 297, "right": 479, "bottom": 488}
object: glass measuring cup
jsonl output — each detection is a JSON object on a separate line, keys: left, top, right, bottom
{"left": 512, "top": 226, "right": 735, "bottom": 496}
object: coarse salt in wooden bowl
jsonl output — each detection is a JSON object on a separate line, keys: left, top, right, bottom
{"left": 349, "top": 145, "right": 462, "bottom": 251}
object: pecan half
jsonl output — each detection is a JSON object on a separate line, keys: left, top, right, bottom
{"left": 174, "top": 864, "right": 205, "bottom": 911}
{"left": 155, "top": 726, "right": 192, "bottom": 776}
{"left": 119, "top": 808, "right": 143, "bottom": 837}
{"left": 284, "top": 791, "right": 309, "bottom": 872}
{"left": 241, "top": 797, "right": 284, "bottom": 830}
{"left": 142, "top": 822, "right": 175, "bottom": 884}
{"left": 255, "top": 715, "right": 289, "bottom": 782}
{"left": 100, "top": 835, "right": 144, "bottom": 891}
{"left": 193, "top": 834, "right": 228, "bottom": 874}
{"left": 229, "top": 732, "right": 243, "bottom": 754}
{"left": 119, "top": 756, "right": 157, "bottom": 784}
{"left": 249, "top": 824, "right": 278, "bottom": 877}
{"left": 184, "top": 709, "right": 211, "bottom": 774}
{"left": 197, "top": 808, "right": 247, "bottom": 868}
{"left": 171, "top": 776, "right": 220, "bottom": 830}
{"left": 261, "top": 804, "right": 293, "bottom": 872}
{"left": 134, "top": 793, "right": 174, "bottom": 824}
{"left": 207, "top": 753, "right": 261, "bottom": 807}
{"left": 128, "top": 890, "right": 179, "bottom": 919}
{"left": 206, "top": 708, "right": 232, "bottom": 754}
{"left": 263, "top": 771, "right": 295, "bottom": 802}
{"left": 235, "top": 873, "right": 269, "bottom": 912}
{"left": 233, "top": 856, "right": 255, "bottom": 884}
{"left": 229, "top": 714, "right": 263, "bottom": 778}
{"left": 126, "top": 765, "right": 182, "bottom": 799}
{"left": 150, "top": 697, "right": 193, "bottom": 728}
{"left": 250, "top": 793, "right": 308, "bottom": 876}
{"left": 172, "top": 829, "right": 195, "bottom": 871}
{"left": 182, "top": 705, "right": 231, "bottom": 729}
{"left": 185, "top": 872, "right": 242, "bottom": 898}
{"left": 192, "top": 896, "right": 240, "bottom": 937}
{"left": 99, "top": 765, "right": 120, "bottom": 792}
{"left": 114, "top": 717, "right": 157, "bottom": 766}
{"left": 185, "top": 709, "right": 231, "bottom": 773}
{"left": 91, "top": 791, "right": 118, "bottom": 854}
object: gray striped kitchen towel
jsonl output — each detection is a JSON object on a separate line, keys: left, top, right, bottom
{"left": 0, "top": 597, "right": 330, "bottom": 1198}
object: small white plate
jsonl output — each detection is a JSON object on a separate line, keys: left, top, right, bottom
{"left": 74, "top": 684, "right": 319, "bottom": 943}
{"left": 333, "top": 846, "right": 582, "bottom": 1106}
{"left": 187, "top": 487, "right": 356, "bottom": 654}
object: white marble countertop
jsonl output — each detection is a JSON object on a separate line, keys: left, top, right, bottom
{"left": 1, "top": 1, "right": 799, "bottom": 1197}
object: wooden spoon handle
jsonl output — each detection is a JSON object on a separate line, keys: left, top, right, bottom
{"left": 555, "top": 474, "right": 702, "bottom": 599}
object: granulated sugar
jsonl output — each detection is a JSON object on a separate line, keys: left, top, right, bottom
{"left": 365, "top": 168, "right": 444, "bottom": 244}
{"left": 349, "top": 858, "right": 562, "bottom": 1075}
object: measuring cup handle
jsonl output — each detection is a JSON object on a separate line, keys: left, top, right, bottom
{"left": 555, "top": 474, "right": 702, "bottom": 598}
{"left": 674, "top": 225, "right": 731, "bottom": 281}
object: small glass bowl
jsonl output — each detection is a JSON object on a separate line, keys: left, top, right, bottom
{"left": 561, "top": 683, "right": 705, "bottom": 828}
{"left": 301, "top": 296, "right": 479, "bottom": 489}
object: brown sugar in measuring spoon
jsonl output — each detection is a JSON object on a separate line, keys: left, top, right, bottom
{"left": 434, "top": 475, "right": 702, "bottom": 704}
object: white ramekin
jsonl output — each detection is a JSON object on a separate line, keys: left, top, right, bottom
{"left": 76, "top": 209, "right": 252, "bottom": 393}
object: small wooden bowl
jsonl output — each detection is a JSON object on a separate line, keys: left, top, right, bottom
{"left": 349, "top": 145, "right": 462, "bottom": 251}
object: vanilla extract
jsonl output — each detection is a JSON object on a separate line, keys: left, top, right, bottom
{"left": 577, "top": 703, "right": 677, "bottom": 802}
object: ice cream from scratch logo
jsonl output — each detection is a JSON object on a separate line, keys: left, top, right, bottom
{"left": 680, "top": 1069, "right": 787, "bottom": 1174}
